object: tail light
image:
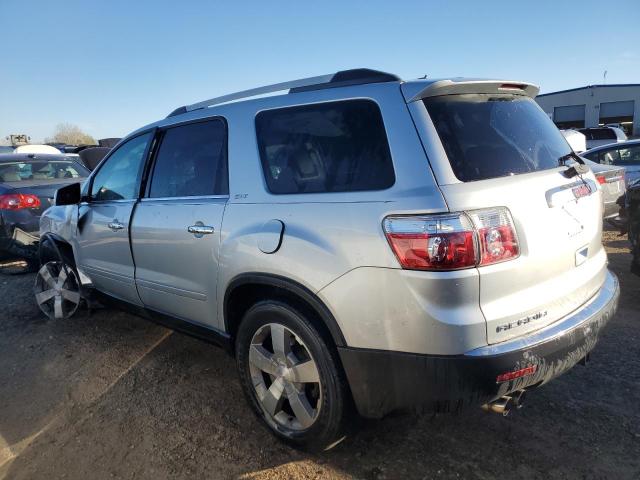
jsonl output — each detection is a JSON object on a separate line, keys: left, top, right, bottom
{"left": 595, "top": 174, "right": 606, "bottom": 185}
{"left": 466, "top": 208, "right": 519, "bottom": 266}
{"left": 0, "top": 193, "right": 41, "bottom": 210}
{"left": 383, "top": 207, "right": 519, "bottom": 271}
{"left": 383, "top": 215, "right": 476, "bottom": 270}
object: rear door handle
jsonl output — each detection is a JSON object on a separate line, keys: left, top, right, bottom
{"left": 108, "top": 221, "right": 125, "bottom": 231}
{"left": 188, "top": 223, "right": 215, "bottom": 238}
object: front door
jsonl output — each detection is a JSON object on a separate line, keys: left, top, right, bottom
{"left": 130, "top": 119, "right": 228, "bottom": 327}
{"left": 76, "top": 132, "right": 153, "bottom": 304}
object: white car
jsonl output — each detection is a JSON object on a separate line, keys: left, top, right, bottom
{"left": 578, "top": 126, "right": 627, "bottom": 150}
{"left": 560, "top": 129, "right": 586, "bottom": 153}
{"left": 14, "top": 144, "right": 62, "bottom": 155}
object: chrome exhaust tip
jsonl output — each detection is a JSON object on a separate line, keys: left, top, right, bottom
{"left": 482, "top": 390, "right": 527, "bottom": 416}
{"left": 481, "top": 396, "right": 513, "bottom": 416}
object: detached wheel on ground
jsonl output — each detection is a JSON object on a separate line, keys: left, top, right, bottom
{"left": 34, "top": 261, "right": 81, "bottom": 319}
{"left": 235, "top": 301, "right": 349, "bottom": 451}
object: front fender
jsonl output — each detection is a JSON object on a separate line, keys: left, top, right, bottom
{"left": 40, "top": 204, "right": 78, "bottom": 243}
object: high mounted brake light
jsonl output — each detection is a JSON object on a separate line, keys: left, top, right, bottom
{"left": 383, "top": 207, "right": 519, "bottom": 271}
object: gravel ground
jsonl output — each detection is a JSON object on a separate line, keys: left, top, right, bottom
{"left": 1, "top": 229, "right": 639, "bottom": 480}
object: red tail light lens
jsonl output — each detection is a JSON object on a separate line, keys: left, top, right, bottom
{"left": 383, "top": 214, "right": 477, "bottom": 270}
{"left": 384, "top": 207, "right": 519, "bottom": 271}
{"left": 0, "top": 193, "right": 41, "bottom": 210}
{"left": 466, "top": 208, "right": 519, "bottom": 266}
{"left": 596, "top": 175, "right": 606, "bottom": 185}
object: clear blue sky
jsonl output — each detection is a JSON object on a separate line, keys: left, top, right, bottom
{"left": 2, "top": 0, "right": 639, "bottom": 142}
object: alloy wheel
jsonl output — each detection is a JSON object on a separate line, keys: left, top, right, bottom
{"left": 34, "top": 261, "right": 81, "bottom": 319}
{"left": 248, "top": 323, "right": 322, "bottom": 431}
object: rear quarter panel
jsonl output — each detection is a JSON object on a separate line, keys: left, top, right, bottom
{"left": 216, "top": 83, "right": 451, "bottom": 337}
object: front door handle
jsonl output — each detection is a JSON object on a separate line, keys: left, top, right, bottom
{"left": 188, "top": 223, "right": 215, "bottom": 238}
{"left": 108, "top": 221, "right": 125, "bottom": 231}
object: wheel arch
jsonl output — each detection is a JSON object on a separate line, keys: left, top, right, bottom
{"left": 224, "top": 273, "right": 347, "bottom": 350}
{"left": 38, "top": 232, "right": 76, "bottom": 267}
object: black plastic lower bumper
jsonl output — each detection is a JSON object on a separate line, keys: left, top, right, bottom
{"left": 339, "top": 271, "right": 620, "bottom": 418}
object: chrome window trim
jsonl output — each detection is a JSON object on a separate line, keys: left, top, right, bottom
{"left": 81, "top": 199, "right": 137, "bottom": 206}
{"left": 140, "top": 195, "right": 229, "bottom": 202}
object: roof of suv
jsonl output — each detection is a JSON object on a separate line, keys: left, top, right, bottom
{"left": 165, "top": 68, "right": 539, "bottom": 119}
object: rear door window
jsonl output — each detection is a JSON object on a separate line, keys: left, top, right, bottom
{"left": 580, "top": 128, "right": 617, "bottom": 140}
{"left": 616, "top": 145, "right": 640, "bottom": 166}
{"left": 600, "top": 149, "right": 620, "bottom": 165}
{"left": 255, "top": 100, "right": 395, "bottom": 194}
{"left": 148, "top": 119, "right": 228, "bottom": 198}
{"left": 424, "top": 94, "right": 571, "bottom": 182}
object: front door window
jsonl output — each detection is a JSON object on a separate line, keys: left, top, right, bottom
{"left": 91, "top": 132, "right": 152, "bottom": 201}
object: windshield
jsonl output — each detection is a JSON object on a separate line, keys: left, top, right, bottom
{"left": 0, "top": 161, "right": 89, "bottom": 183}
{"left": 424, "top": 94, "right": 571, "bottom": 182}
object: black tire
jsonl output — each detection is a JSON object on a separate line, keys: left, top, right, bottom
{"left": 235, "top": 300, "right": 350, "bottom": 451}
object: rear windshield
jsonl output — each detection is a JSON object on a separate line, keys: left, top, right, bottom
{"left": 424, "top": 94, "right": 571, "bottom": 182}
{"left": 579, "top": 128, "right": 617, "bottom": 140}
{"left": 0, "top": 161, "right": 89, "bottom": 183}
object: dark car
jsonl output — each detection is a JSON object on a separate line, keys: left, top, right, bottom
{"left": 627, "top": 179, "right": 640, "bottom": 275}
{"left": 0, "top": 153, "right": 89, "bottom": 262}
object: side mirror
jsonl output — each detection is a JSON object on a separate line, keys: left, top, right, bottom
{"left": 55, "top": 182, "right": 82, "bottom": 206}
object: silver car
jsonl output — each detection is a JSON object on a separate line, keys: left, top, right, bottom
{"left": 38, "top": 69, "right": 619, "bottom": 450}
{"left": 583, "top": 139, "right": 640, "bottom": 185}
{"left": 581, "top": 158, "right": 626, "bottom": 219}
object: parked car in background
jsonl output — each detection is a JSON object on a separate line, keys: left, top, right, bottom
{"left": 39, "top": 70, "right": 619, "bottom": 450}
{"left": 627, "top": 179, "right": 640, "bottom": 275}
{"left": 45, "top": 143, "right": 68, "bottom": 153}
{"left": 0, "top": 146, "right": 14, "bottom": 154}
{"left": 582, "top": 139, "right": 640, "bottom": 185}
{"left": 98, "top": 138, "right": 121, "bottom": 148}
{"left": 579, "top": 126, "right": 627, "bottom": 150}
{"left": 560, "top": 129, "right": 587, "bottom": 153}
{"left": 0, "top": 153, "right": 89, "bottom": 263}
{"left": 14, "top": 144, "right": 64, "bottom": 155}
{"left": 582, "top": 158, "right": 626, "bottom": 219}
{"left": 78, "top": 146, "right": 111, "bottom": 170}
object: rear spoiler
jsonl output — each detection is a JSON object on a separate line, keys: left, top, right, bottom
{"left": 402, "top": 79, "right": 540, "bottom": 103}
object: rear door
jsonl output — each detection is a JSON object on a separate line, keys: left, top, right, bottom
{"left": 418, "top": 92, "right": 607, "bottom": 344}
{"left": 130, "top": 119, "right": 228, "bottom": 328}
{"left": 76, "top": 132, "right": 153, "bottom": 304}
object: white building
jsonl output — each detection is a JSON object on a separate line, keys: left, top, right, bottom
{"left": 535, "top": 84, "right": 640, "bottom": 137}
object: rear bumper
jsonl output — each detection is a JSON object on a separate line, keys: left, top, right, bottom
{"left": 339, "top": 270, "right": 619, "bottom": 418}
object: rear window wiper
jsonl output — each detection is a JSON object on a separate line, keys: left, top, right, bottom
{"left": 558, "top": 151, "right": 590, "bottom": 178}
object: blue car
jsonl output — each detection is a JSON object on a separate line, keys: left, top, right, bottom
{"left": 0, "top": 153, "right": 89, "bottom": 262}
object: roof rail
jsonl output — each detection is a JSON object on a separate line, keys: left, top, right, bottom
{"left": 166, "top": 68, "right": 401, "bottom": 118}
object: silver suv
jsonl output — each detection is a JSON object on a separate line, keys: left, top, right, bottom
{"left": 38, "top": 69, "right": 620, "bottom": 450}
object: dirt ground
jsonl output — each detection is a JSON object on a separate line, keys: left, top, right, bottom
{"left": 1, "top": 229, "right": 639, "bottom": 480}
